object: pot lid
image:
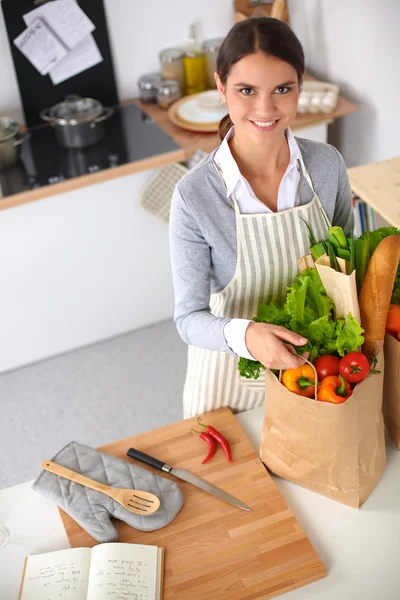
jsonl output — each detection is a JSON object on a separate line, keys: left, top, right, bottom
{"left": 0, "top": 117, "right": 20, "bottom": 143}
{"left": 49, "top": 96, "right": 103, "bottom": 125}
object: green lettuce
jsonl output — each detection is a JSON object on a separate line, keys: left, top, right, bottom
{"left": 238, "top": 268, "right": 364, "bottom": 379}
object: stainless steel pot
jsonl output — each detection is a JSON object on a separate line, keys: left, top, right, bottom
{"left": 40, "top": 95, "right": 114, "bottom": 149}
{"left": 0, "top": 117, "right": 29, "bottom": 170}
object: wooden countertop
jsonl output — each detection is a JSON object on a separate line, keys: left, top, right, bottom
{"left": 0, "top": 83, "right": 358, "bottom": 212}
{"left": 347, "top": 157, "right": 400, "bottom": 228}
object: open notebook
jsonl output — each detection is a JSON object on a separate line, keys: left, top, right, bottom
{"left": 18, "top": 543, "right": 164, "bottom": 600}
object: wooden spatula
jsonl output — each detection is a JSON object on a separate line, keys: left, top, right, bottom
{"left": 40, "top": 460, "right": 161, "bottom": 516}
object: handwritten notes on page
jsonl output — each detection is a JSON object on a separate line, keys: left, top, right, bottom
{"left": 14, "top": 0, "right": 102, "bottom": 83}
{"left": 23, "top": 0, "right": 95, "bottom": 50}
{"left": 13, "top": 17, "right": 68, "bottom": 76}
{"left": 20, "top": 547, "right": 91, "bottom": 600}
{"left": 49, "top": 35, "right": 103, "bottom": 85}
{"left": 87, "top": 543, "right": 161, "bottom": 600}
{"left": 19, "top": 543, "right": 163, "bottom": 600}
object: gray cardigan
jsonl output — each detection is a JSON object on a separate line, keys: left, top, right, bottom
{"left": 169, "top": 138, "right": 353, "bottom": 354}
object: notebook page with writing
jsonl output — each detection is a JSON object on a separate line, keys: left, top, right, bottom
{"left": 87, "top": 543, "right": 161, "bottom": 600}
{"left": 19, "top": 547, "right": 91, "bottom": 600}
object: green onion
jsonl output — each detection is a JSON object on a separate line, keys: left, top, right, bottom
{"left": 326, "top": 240, "right": 341, "bottom": 272}
{"left": 336, "top": 248, "right": 350, "bottom": 261}
{"left": 349, "top": 213, "right": 355, "bottom": 274}
{"left": 310, "top": 242, "right": 328, "bottom": 261}
{"left": 301, "top": 217, "right": 318, "bottom": 247}
{"left": 327, "top": 226, "right": 349, "bottom": 251}
{"left": 354, "top": 238, "right": 370, "bottom": 292}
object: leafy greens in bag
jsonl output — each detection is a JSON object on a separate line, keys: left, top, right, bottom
{"left": 238, "top": 268, "right": 364, "bottom": 380}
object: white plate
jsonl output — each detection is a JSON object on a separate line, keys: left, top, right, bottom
{"left": 196, "top": 90, "right": 224, "bottom": 111}
{"left": 177, "top": 97, "right": 228, "bottom": 124}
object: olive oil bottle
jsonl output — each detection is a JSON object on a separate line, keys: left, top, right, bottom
{"left": 183, "top": 23, "right": 207, "bottom": 95}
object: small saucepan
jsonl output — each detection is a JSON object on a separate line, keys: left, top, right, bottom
{"left": 40, "top": 95, "right": 114, "bottom": 149}
{"left": 0, "top": 117, "right": 29, "bottom": 170}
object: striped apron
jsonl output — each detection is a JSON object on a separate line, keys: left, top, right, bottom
{"left": 183, "top": 160, "right": 329, "bottom": 418}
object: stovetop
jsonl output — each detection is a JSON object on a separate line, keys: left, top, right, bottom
{"left": 0, "top": 103, "right": 181, "bottom": 199}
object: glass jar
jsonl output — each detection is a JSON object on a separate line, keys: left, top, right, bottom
{"left": 159, "top": 48, "right": 185, "bottom": 93}
{"left": 202, "top": 38, "right": 224, "bottom": 88}
{"left": 137, "top": 72, "right": 162, "bottom": 103}
{"left": 156, "top": 80, "right": 182, "bottom": 109}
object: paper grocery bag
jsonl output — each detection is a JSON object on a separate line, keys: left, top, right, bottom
{"left": 383, "top": 333, "right": 400, "bottom": 449}
{"left": 314, "top": 255, "right": 361, "bottom": 323}
{"left": 260, "top": 352, "right": 385, "bottom": 508}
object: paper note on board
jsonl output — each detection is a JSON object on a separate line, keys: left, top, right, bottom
{"left": 23, "top": 0, "right": 95, "bottom": 50}
{"left": 49, "top": 34, "right": 103, "bottom": 85}
{"left": 13, "top": 17, "right": 68, "bottom": 76}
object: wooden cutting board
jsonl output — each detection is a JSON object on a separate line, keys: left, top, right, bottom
{"left": 59, "top": 407, "right": 327, "bottom": 599}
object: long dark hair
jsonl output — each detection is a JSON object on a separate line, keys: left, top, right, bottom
{"left": 216, "top": 17, "right": 305, "bottom": 140}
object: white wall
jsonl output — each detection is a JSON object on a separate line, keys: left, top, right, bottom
{"left": 288, "top": 0, "right": 400, "bottom": 166}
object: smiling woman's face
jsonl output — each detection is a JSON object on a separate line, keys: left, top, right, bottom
{"left": 216, "top": 51, "right": 300, "bottom": 142}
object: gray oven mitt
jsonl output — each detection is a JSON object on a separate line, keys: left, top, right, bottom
{"left": 32, "top": 441, "right": 184, "bottom": 543}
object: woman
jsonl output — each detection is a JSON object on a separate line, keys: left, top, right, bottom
{"left": 169, "top": 17, "right": 352, "bottom": 418}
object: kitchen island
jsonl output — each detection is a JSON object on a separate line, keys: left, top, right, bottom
{"left": 0, "top": 406, "right": 399, "bottom": 599}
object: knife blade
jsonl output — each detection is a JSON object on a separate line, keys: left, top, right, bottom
{"left": 126, "top": 447, "right": 252, "bottom": 512}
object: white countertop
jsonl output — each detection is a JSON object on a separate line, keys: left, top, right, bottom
{"left": 1, "top": 406, "right": 399, "bottom": 599}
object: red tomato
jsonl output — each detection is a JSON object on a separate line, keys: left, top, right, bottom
{"left": 397, "top": 330, "right": 400, "bottom": 342}
{"left": 313, "top": 355, "right": 341, "bottom": 380}
{"left": 339, "top": 351, "right": 370, "bottom": 384}
{"left": 386, "top": 304, "right": 400, "bottom": 335}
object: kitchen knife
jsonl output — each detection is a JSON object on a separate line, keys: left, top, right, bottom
{"left": 127, "top": 447, "right": 252, "bottom": 512}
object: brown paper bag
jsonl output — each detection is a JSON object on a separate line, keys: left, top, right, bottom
{"left": 314, "top": 255, "right": 361, "bottom": 323}
{"left": 383, "top": 333, "right": 400, "bottom": 449}
{"left": 260, "top": 352, "right": 386, "bottom": 508}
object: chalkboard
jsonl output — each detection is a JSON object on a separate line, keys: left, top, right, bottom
{"left": 1, "top": 0, "right": 119, "bottom": 127}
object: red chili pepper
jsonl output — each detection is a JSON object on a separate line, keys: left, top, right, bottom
{"left": 197, "top": 417, "right": 232, "bottom": 461}
{"left": 190, "top": 429, "right": 217, "bottom": 464}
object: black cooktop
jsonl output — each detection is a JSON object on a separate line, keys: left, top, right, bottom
{"left": 0, "top": 103, "right": 181, "bottom": 199}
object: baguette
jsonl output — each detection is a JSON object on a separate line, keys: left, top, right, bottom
{"left": 359, "top": 235, "right": 400, "bottom": 357}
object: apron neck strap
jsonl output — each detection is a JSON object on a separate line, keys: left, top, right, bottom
{"left": 213, "top": 160, "right": 237, "bottom": 210}
{"left": 298, "top": 159, "right": 317, "bottom": 196}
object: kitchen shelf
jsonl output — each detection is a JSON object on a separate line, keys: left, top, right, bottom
{"left": 134, "top": 90, "right": 358, "bottom": 158}
{"left": 347, "top": 157, "right": 400, "bottom": 228}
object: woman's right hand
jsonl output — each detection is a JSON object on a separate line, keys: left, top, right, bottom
{"left": 245, "top": 322, "right": 308, "bottom": 370}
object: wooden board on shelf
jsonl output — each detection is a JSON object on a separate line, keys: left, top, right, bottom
{"left": 59, "top": 406, "right": 327, "bottom": 600}
{"left": 347, "top": 157, "right": 400, "bottom": 229}
{"left": 234, "top": 0, "right": 289, "bottom": 22}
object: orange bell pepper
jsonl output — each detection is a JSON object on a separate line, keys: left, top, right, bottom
{"left": 386, "top": 304, "right": 400, "bottom": 336}
{"left": 281, "top": 364, "right": 316, "bottom": 398}
{"left": 317, "top": 374, "right": 352, "bottom": 404}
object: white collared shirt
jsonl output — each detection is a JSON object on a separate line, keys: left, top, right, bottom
{"left": 215, "top": 126, "right": 306, "bottom": 360}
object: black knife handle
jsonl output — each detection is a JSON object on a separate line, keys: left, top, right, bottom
{"left": 127, "top": 448, "right": 171, "bottom": 472}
